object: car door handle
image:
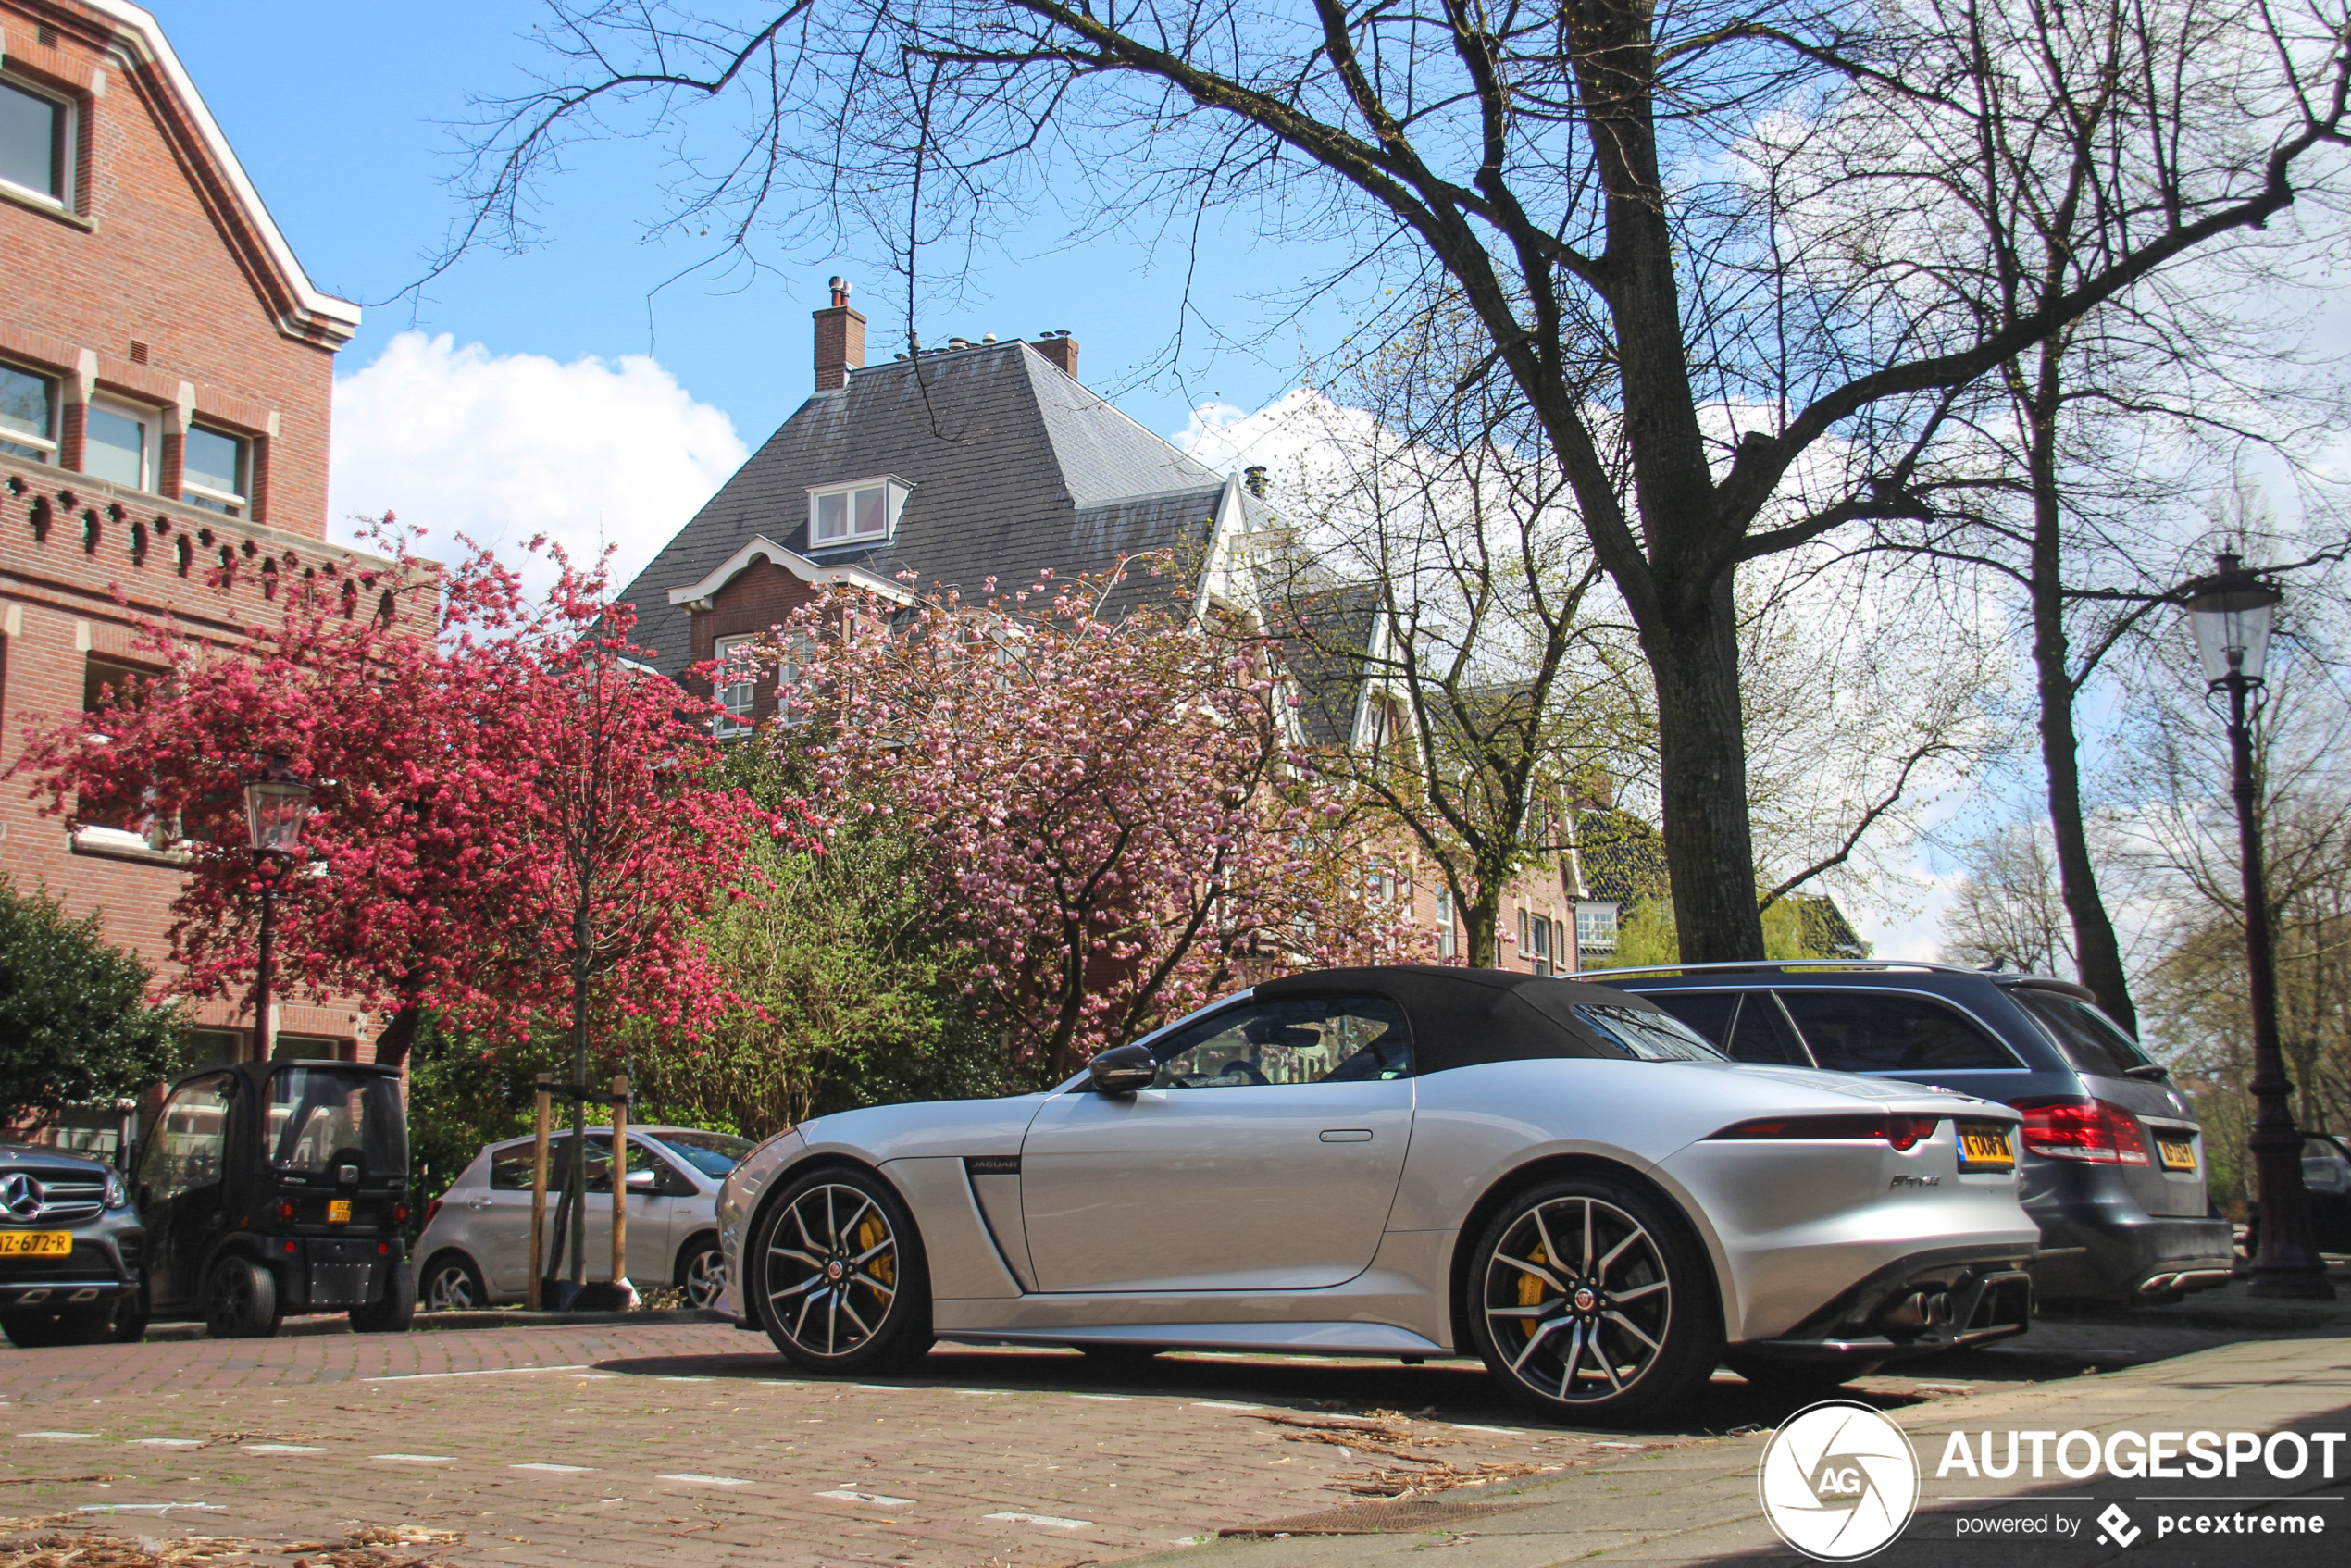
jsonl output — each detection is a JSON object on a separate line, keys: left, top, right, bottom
{"left": 470, "top": 1198, "right": 494, "bottom": 1210}
{"left": 1320, "top": 1129, "right": 1374, "bottom": 1142}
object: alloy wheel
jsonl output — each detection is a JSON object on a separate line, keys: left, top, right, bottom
{"left": 760, "top": 1182, "right": 901, "bottom": 1358}
{"left": 423, "top": 1263, "right": 478, "bottom": 1312}
{"left": 682, "top": 1244, "right": 726, "bottom": 1311}
{"left": 1482, "top": 1194, "right": 1673, "bottom": 1404}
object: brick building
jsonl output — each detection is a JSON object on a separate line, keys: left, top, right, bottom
{"left": 0, "top": 0, "right": 395, "bottom": 1100}
{"left": 619, "top": 282, "right": 1577, "bottom": 972}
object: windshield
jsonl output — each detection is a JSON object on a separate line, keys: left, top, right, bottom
{"left": 267, "top": 1067, "right": 405, "bottom": 1176}
{"left": 651, "top": 1129, "right": 754, "bottom": 1178}
{"left": 1571, "top": 1004, "right": 1728, "bottom": 1063}
{"left": 2011, "top": 989, "right": 2153, "bottom": 1079}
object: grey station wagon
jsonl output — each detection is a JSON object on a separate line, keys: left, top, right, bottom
{"left": 1598, "top": 961, "right": 2236, "bottom": 1304}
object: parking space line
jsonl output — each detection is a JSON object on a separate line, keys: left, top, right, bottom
{"left": 660, "top": 1473, "right": 751, "bottom": 1487}
{"left": 19, "top": 1431, "right": 94, "bottom": 1439}
{"left": 985, "top": 1511, "right": 1092, "bottom": 1528}
{"left": 372, "top": 1454, "right": 454, "bottom": 1463}
{"left": 511, "top": 1463, "right": 593, "bottom": 1474}
{"left": 129, "top": 1438, "right": 200, "bottom": 1447}
{"left": 816, "top": 1488, "right": 914, "bottom": 1506}
{"left": 242, "top": 1444, "right": 324, "bottom": 1453}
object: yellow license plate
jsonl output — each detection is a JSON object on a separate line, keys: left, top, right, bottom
{"left": 0, "top": 1230, "right": 72, "bottom": 1256}
{"left": 1958, "top": 1124, "right": 2016, "bottom": 1170}
{"left": 327, "top": 1200, "right": 352, "bottom": 1224}
{"left": 2158, "top": 1137, "right": 2198, "bottom": 1173}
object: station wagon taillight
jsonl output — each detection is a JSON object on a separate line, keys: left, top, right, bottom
{"left": 1708, "top": 1114, "right": 1939, "bottom": 1151}
{"left": 2013, "top": 1097, "right": 2150, "bottom": 1164}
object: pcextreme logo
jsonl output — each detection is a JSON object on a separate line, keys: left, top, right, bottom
{"left": 1757, "top": 1401, "right": 1922, "bottom": 1561}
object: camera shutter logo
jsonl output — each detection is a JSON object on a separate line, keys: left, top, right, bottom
{"left": 1756, "top": 1400, "right": 1920, "bottom": 1560}
{"left": 1, "top": 1173, "right": 45, "bottom": 1222}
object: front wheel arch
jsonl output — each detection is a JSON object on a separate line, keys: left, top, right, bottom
{"left": 1446, "top": 1154, "right": 1722, "bottom": 1357}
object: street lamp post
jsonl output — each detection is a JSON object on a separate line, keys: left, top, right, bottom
{"left": 2182, "top": 553, "right": 2334, "bottom": 1300}
{"left": 242, "top": 753, "right": 314, "bottom": 1060}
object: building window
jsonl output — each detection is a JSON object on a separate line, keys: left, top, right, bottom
{"left": 807, "top": 477, "right": 909, "bottom": 546}
{"left": 0, "top": 75, "right": 69, "bottom": 205}
{"left": 775, "top": 631, "right": 814, "bottom": 728}
{"left": 1529, "top": 914, "right": 1555, "bottom": 976}
{"left": 1434, "top": 884, "right": 1458, "bottom": 960}
{"left": 713, "top": 634, "right": 756, "bottom": 737}
{"left": 0, "top": 361, "right": 58, "bottom": 462}
{"left": 181, "top": 426, "right": 249, "bottom": 515}
{"left": 1577, "top": 900, "right": 1620, "bottom": 953}
{"left": 83, "top": 401, "right": 153, "bottom": 491}
{"left": 76, "top": 657, "right": 162, "bottom": 847}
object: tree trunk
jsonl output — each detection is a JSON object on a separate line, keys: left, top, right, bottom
{"left": 2022, "top": 355, "right": 2137, "bottom": 1032}
{"left": 1465, "top": 879, "right": 1504, "bottom": 969}
{"left": 1642, "top": 576, "right": 1768, "bottom": 962}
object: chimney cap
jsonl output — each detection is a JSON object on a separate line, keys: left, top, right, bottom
{"left": 827, "top": 276, "right": 852, "bottom": 307}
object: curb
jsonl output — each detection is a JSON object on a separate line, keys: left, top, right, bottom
{"left": 140, "top": 1307, "right": 731, "bottom": 1343}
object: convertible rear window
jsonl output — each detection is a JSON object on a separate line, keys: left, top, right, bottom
{"left": 1570, "top": 1004, "right": 1726, "bottom": 1062}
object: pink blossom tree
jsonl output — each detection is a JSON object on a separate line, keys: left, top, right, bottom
{"left": 756, "top": 559, "right": 1424, "bottom": 1078}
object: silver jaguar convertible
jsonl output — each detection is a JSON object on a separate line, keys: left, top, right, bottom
{"left": 714, "top": 967, "right": 2039, "bottom": 1418}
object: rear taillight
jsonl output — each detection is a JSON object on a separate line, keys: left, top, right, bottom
{"left": 2014, "top": 1097, "right": 2150, "bottom": 1164}
{"left": 1709, "top": 1114, "right": 1940, "bottom": 1151}
{"left": 392, "top": 1202, "right": 411, "bottom": 1226}
{"left": 421, "top": 1199, "right": 442, "bottom": 1230}
{"left": 273, "top": 1199, "right": 296, "bottom": 1222}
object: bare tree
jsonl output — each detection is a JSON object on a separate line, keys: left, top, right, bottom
{"left": 448, "top": 0, "right": 2351, "bottom": 961}
{"left": 1941, "top": 821, "right": 2075, "bottom": 975}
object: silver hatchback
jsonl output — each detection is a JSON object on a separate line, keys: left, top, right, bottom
{"left": 413, "top": 1126, "right": 753, "bottom": 1312}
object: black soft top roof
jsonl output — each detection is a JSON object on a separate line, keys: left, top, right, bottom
{"left": 1255, "top": 965, "right": 1683, "bottom": 1076}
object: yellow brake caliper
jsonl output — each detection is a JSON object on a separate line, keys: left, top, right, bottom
{"left": 1520, "top": 1241, "right": 1546, "bottom": 1338}
{"left": 859, "top": 1214, "right": 893, "bottom": 1289}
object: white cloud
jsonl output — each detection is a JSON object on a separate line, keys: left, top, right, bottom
{"left": 329, "top": 331, "right": 747, "bottom": 600}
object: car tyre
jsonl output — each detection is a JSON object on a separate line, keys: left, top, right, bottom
{"left": 351, "top": 1261, "right": 417, "bottom": 1334}
{"left": 751, "top": 1166, "right": 932, "bottom": 1374}
{"left": 1464, "top": 1175, "right": 1722, "bottom": 1424}
{"left": 204, "top": 1255, "right": 283, "bottom": 1339}
{"left": 419, "top": 1251, "right": 487, "bottom": 1313}
{"left": 674, "top": 1233, "right": 725, "bottom": 1312}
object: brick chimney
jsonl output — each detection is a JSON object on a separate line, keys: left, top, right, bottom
{"left": 814, "top": 277, "right": 865, "bottom": 392}
{"left": 1031, "top": 330, "right": 1078, "bottom": 381}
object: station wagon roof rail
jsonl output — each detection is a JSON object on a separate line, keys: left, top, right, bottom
{"left": 1586, "top": 959, "right": 2095, "bottom": 997}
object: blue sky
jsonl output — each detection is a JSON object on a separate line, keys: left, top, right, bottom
{"left": 168, "top": 2, "right": 1334, "bottom": 450}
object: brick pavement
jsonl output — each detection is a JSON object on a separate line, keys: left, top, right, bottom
{"left": 0, "top": 1318, "right": 2182, "bottom": 1567}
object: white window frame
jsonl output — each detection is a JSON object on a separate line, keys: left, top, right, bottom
{"left": 1576, "top": 900, "right": 1620, "bottom": 953}
{"left": 0, "top": 357, "right": 59, "bottom": 462}
{"left": 712, "top": 635, "right": 758, "bottom": 738}
{"left": 83, "top": 397, "right": 155, "bottom": 492}
{"left": 1434, "top": 884, "right": 1458, "bottom": 959}
{"left": 180, "top": 424, "right": 250, "bottom": 516}
{"left": 0, "top": 71, "right": 75, "bottom": 212}
{"left": 805, "top": 476, "right": 912, "bottom": 548}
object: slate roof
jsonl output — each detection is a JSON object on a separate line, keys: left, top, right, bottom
{"left": 1575, "top": 808, "right": 1671, "bottom": 905}
{"left": 1266, "top": 582, "right": 1382, "bottom": 747}
{"left": 618, "top": 340, "right": 1256, "bottom": 676}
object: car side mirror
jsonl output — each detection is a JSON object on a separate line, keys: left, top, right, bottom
{"left": 625, "top": 1168, "right": 657, "bottom": 1190}
{"left": 1088, "top": 1044, "right": 1157, "bottom": 1096}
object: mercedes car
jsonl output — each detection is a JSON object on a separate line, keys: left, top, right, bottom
{"left": 713, "top": 967, "right": 2040, "bottom": 1419}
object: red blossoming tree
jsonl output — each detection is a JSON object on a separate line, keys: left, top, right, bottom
{"left": 22, "top": 530, "right": 769, "bottom": 1089}
{"left": 759, "top": 559, "right": 1425, "bottom": 1078}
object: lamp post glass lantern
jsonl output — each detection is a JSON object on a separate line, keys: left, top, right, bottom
{"left": 243, "top": 756, "right": 313, "bottom": 1062}
{"left": 2182, "top": 554, "right": 2332, "bottom": 1300}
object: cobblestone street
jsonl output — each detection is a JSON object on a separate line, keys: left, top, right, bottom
{"left": 0, "top": 1316, "right": 2051, "bottom": 1567}
{"left": 2, "top": 1302, "right": 2328, "bottom": 1567}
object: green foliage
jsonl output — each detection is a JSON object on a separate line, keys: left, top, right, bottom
{"left": 0, "top": 877, "right": 180, "bottom": 1125}
{"left": 621, "top": 747, "right": 1011, "bottom": 1139}
{"left": 1584, "top": 893, "right": 1864, "bottom": 972}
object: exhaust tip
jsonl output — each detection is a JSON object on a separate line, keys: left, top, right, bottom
{"left": 1881, "top": 1289, "right": 1954, "bottom": 1332}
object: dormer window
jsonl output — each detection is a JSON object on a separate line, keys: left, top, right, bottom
{"left": 807, "top": 476, "right": 910, "bottom": 547}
